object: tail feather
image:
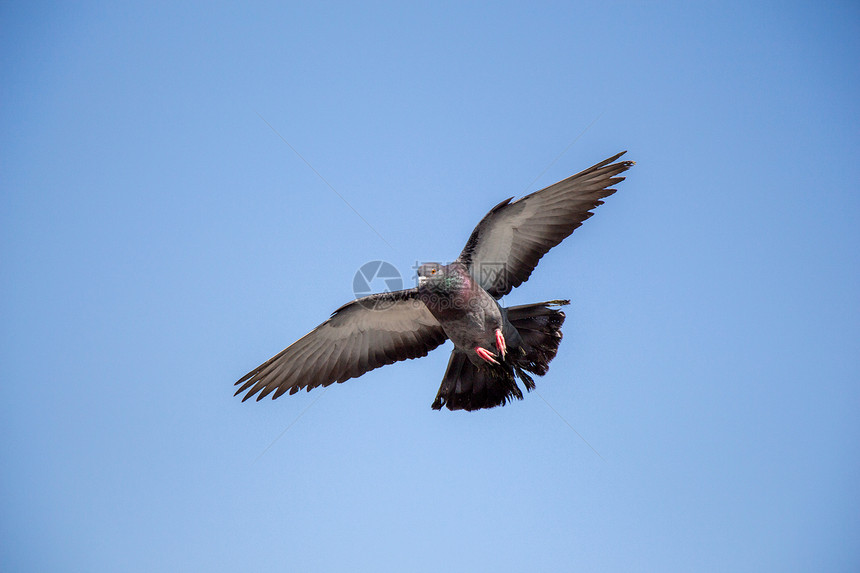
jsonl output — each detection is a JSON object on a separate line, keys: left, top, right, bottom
{"left": 431, "top": 351, "right": 524, "bottom": 411}
{"left": 507, "top": 299, "right": 568, "bottom": 376}
{"left": 432, "top": 300, "right": 568, "bottom": 411}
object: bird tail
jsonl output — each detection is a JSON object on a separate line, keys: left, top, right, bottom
{"left": 431, "top": 300, "right": 568, "bottom": 411}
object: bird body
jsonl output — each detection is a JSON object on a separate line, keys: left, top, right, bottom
{"left": 235, "top": 152, "right": 633, "bottom": 410}
{"left": 416, "top": 262, "right": 508, "bottom": 366}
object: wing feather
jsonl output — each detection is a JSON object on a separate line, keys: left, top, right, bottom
{"left": 235, "top": 289, "right": 447, "bottom": 401}
{"left": 458, "top": 151, "right": 633, "bottom": 297}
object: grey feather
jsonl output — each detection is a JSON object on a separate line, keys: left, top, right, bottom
{"left": 234, "top": 289, "right": 447, "bottom": 401}
{"left": 457, "top": 151, "right": 634, "bottom": 297}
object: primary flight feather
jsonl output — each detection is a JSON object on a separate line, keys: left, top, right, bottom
{"left": 235, "top": 151, "right": 633, "bottom": 411}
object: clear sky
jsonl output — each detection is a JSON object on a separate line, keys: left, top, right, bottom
{"left": 2, "top": 2, "right": 858, "bottom": 571}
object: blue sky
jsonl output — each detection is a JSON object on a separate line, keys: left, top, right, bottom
{"left": 2, "top": 2, "right": 858, "bottom": 571}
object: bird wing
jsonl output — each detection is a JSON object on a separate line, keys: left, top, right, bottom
{"left": 456, "top": 151, "right": 633, "bottom": 297}
{"left": 234, "top": 289, "right": 447, "bottom": 401}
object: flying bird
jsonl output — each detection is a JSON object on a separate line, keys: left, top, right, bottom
{"left": 235, "top": 151, "right": 633, "bottom": 411}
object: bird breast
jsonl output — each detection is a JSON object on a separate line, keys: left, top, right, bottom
{"left": 422, "top": 286, "right": 503, "bottom": 353}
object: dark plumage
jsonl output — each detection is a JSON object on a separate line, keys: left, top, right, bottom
{"left": 235, "top": 151, "right": 633, "bottom": 410}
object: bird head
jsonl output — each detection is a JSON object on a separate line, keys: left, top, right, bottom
{"left": 416, "top": 262, "right": 445, "bottom": 288}
{"left": 416, "top": 262, "right": 471, "bottom": 294}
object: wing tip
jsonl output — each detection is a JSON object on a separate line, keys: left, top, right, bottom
{"left": 607, "top": 151, "right": 634, "bottom": 167}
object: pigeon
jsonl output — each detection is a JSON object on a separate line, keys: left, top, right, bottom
{"left": 235, "top": 151, "right": 633, "bottom": 411}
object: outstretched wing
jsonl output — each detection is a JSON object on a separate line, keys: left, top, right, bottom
{"left": 234, "top": 289, "right": 447, "bottom": 401}
{"left": 457, "top": 151, "right": 633, "bottom": 297}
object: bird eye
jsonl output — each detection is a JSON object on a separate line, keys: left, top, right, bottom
{"left": 430, "top": 268, "right": 437, "bottom": 275}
